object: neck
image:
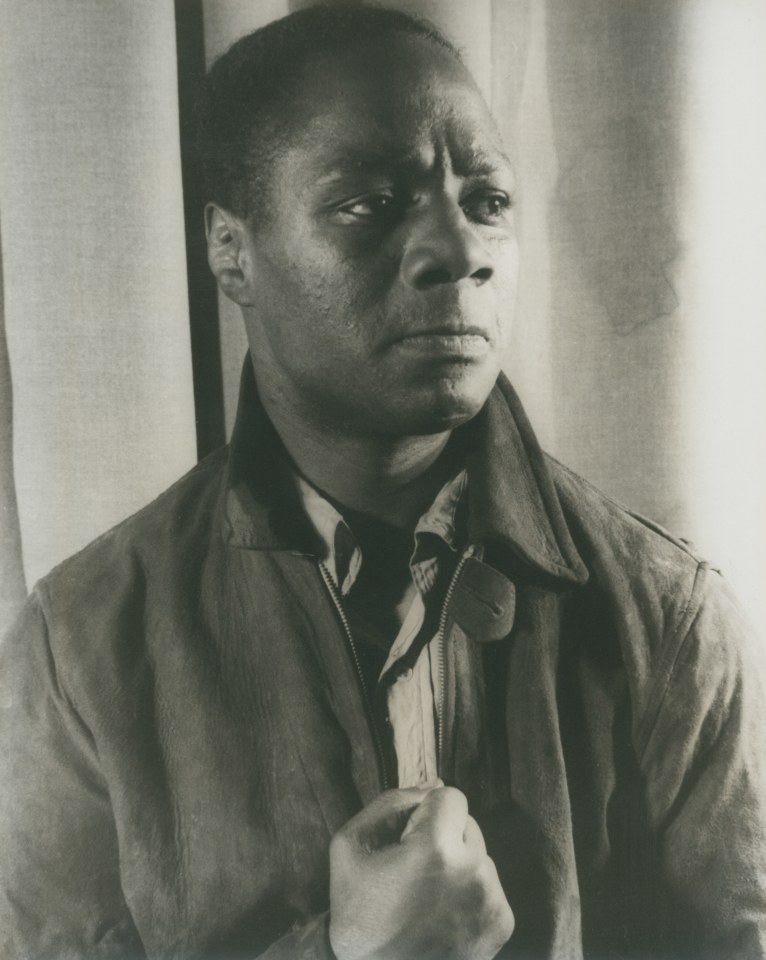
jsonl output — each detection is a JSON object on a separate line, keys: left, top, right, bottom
{"left": 256, "top": 385, "right": 456, "bottom": 532}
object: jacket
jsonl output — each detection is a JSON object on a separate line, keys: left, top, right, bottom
{"left": 2, "top": 363, "right": 765, "bottom": 960}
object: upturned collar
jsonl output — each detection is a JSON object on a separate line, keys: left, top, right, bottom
{"left": 223, "top": 357, "right": 588, "bottom": 587}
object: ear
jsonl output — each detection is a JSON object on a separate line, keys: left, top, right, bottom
{"left": 204, "top": 203, "right": 256, "bottom": 306}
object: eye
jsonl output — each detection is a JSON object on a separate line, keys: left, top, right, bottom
{"left": 462, "top": 190, "right": 514, "bottom": 225}
{"left": 337, "top": 193, "right": 401, "bottom": 223}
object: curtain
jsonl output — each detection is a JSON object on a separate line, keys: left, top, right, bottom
{"left": 1, "top": 0, "right": 764, "bottom": 636}
{"left": 0, "top": 0, "right": 197, "bottom": 630}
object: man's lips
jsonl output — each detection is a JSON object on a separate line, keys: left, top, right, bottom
{"left": 390, "top": 325, "right": 491, "bottom": 359}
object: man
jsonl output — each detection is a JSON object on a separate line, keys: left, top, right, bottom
{"left": 1, "top": 5, "right": 765, "bottom": 959}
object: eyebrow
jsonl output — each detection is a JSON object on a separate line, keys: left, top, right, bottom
{"left": 314, "top": 145, "right": 515, "bottom": 185}
{"left": 314, "top": 149, "right": 426, "bottom": 185}
{"left": 452, "top": 146, "right": 515, "bottom": 180}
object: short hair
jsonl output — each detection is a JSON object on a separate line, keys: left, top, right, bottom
{"left": 195, "top": 3, "right": 462, "bottom": 218}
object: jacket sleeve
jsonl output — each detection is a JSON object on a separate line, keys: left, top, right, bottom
{"left": 257, "top": 914, "right": 335, "bottom": 960}
{"left": 0, "top": 591, "right": 337, "bottom": 960}
{"left": 641, "top": 563, "right": 766, "bottom": 958}
{"left": 0, "top": 590, "right": 145, "bottom": 958}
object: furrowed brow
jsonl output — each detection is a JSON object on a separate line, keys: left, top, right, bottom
{"left": 316, "top": 149, "right": 426, "bottom": 185}
{"left": 452, "top": 146, "right": 514, "bottom": 180}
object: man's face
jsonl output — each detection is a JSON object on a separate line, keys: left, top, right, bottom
{"left": 238, "top": 36, "right": 519, "bottom": 437}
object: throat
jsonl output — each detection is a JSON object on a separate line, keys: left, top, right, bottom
{"left": 278, "top": 420, "right": 461, "bottom": 531}
{"left": 252, "top": 357, "right": 467, "bottom": 529}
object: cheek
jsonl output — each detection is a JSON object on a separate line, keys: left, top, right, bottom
{"left": 490, "top": 238, "right": 519, "bottom": 326}
{"left": 269, "top": 271, "right": 374, "bottom": 370}
{"left": 296, "top": 269, "right": 398, "bottom": 357}
{"left": 489, "top": 230, "right": 519, "bottom": 280}
{"left": 283, "top": 239, "right": 374, "bottom": 312}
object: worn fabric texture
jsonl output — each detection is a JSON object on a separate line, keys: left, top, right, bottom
{"left": 2, "top": 364, "right": 765, "bottom": 960}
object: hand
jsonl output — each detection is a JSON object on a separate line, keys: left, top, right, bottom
{"left": 328, "top": 785, "right": 514, "bottom": 960}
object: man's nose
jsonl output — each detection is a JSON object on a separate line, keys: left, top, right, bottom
{"left": 400, "top": 201, "right": 494, "bottom": 291}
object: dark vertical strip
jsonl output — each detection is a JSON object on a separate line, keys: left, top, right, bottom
{"left": 0, "top": 218, "right": 28, "bottom": 627}
{"left": 175, "top": 0, "right": 226, "bottom": 459}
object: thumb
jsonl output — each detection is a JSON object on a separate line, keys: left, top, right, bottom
{"left": 345, "top": 787, "right": 432, "bottom": 853}
{"left": 399, "top": 786, "right": 469, "bottom": 847}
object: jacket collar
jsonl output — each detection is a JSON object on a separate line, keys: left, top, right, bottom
{"left": 224, "top": 358, "right": 321, "bottom": 555}
{"left": 223, "top": 359, "right": 588, "bottom": 586}
{"left": 464, "top": 374, "right": 588, "bottom": 585}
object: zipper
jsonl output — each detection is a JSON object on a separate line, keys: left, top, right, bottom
{"left": 318, "top": 560, "right": 391, "bottom": 791}
{"left": 436, "top": 552, "right": 469, "bottom": 770}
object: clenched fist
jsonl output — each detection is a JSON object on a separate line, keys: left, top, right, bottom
{"left": 328, "top": 785, "right": 514, "bottom": 960}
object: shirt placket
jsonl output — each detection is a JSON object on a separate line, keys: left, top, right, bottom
{"left": 296, "top": 471, "right": 468, "bottom": 790}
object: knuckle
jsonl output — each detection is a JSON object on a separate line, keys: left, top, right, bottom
{"left": 476, "top": 859, "right": 514, "bottom": 936}
{"left": 441, "top": 785, "right": 468, "bottom": 807}
{"left": 488, "top": 898, "right": 516, "bottom": 946}
{"left": 500, "top": 902, "right": 516, "bottom": 938}
{"left": 477, "top": 854, "right": 502, "bottom": 890}
{"left": 329, "top": 829, "right": 350, "bottom": 859}
{"left": 464, "top": 814, "right": 485, "bottom": 845}
{"left": 427, "top": 834, "right": 461, "bottom": 871}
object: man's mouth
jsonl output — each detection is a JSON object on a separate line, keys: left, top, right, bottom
{"left": 392, "top": 326, "right": 491, "bottom": 359}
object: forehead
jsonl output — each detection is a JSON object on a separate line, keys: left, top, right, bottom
{"left": 277, "top": 36, "right": 511, "bottom": 182}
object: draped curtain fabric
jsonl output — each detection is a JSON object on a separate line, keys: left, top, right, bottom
{"left": 1, "top": 0, "right": 764, "bottom": 636}
{"left": 0, "top": 0, "right": 198, "bottom": 631}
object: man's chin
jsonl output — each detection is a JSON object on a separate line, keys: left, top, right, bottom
{"left": 383, "top": 371, "right": 499, "bottom": 436}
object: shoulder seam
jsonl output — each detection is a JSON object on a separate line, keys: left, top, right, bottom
{"left": 635, "top": 559, "right": 711, "bottom": 763}
{"left": 545, "top": 453, "right": 704, "bottom": 563}
{"left": 29, "top": 583, "right": 82, "bottom": 721}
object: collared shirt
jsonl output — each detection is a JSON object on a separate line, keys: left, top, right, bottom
{"left": 294, "top": 470, "right": 468, "bottom": 787}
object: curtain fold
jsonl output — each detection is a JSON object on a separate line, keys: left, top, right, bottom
{"left": 0, "top": 0, "right": 197, "bottom": 606}
{"left": 0, "top": 227, "right": 26, "bottom": 630}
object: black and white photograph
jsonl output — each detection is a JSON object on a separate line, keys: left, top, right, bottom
{"left": 1, "top": 1, "right": 765, "bottom": 957}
